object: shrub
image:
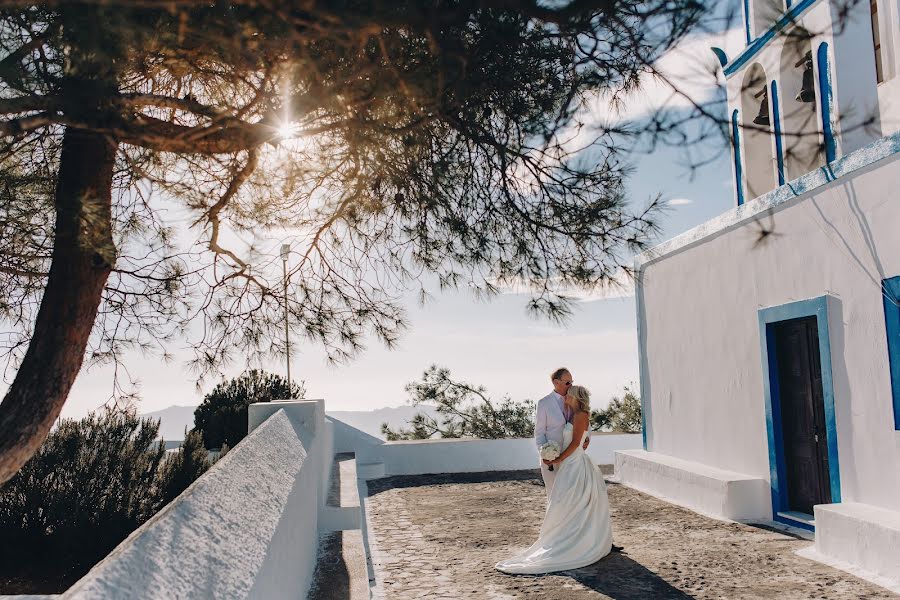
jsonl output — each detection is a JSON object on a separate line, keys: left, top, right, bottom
{"left": 0, "top": 411, "right": 165, "bottom": 568}
{"left": 193, "top": 369, "right": 305, "bottom": 450}
{"left": 159, "top": 429, "right": 211, "bottom": 506}
{"left": 0, "top": 409, "right": 211, "bottom": 593}
{"left": 591, "top": 386, "right": 642, "bottom": 433}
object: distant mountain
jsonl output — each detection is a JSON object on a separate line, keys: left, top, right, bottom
{"left": 139, "top": 405, "right": 197, "bottom": 441}
{"left": 328, "top": 405, "right": 440, "bottom": 439}
{"left": 140, "top": 403, "right": 439, "bottom": 442}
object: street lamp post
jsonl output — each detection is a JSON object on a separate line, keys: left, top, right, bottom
{"left": 280, "top": 243, "right": 291, "bottom": 385}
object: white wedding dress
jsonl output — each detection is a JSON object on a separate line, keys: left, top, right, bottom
{"left": 496, "top": 422, "right": 613, "bottom": 574}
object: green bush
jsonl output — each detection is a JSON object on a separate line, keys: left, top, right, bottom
{"left": 193, "top": 369, "right": 304, "bottom": 450}
{"left": 591, "top": 385, "right": 642, "bottom": 433}
{"left": 159, "top": 429, "right": 211, "bottom": 506}
{"left": 0, "top": 409, "right": 210, "bottom": 593}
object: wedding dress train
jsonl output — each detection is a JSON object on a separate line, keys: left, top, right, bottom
{"left": 495, "top": 423, "right": 613, "bottom": 574}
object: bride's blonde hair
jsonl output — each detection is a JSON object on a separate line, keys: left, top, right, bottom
{"left": 568, "top": 385, "right": 591, "bottom": 412}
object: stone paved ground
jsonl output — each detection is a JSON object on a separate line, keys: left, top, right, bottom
{"left": 364, "top": 469, "right": 895, "bottom": 600}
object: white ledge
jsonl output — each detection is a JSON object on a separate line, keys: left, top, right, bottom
{"left": 615, "top": 449, "right": 770, "bottom": 521}
{"left": 799, "top": 502, "right": 900, "bottom": 593}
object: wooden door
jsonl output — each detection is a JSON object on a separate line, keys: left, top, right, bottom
{"left": 774, "top": 316, "right": 831, "bottom": 515}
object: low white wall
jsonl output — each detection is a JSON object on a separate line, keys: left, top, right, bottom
{"left": 325, "top": 414, "right": 643, "bottom": 478}
{"left": 806, "top": 502, "right": 900, "bottom": 592}
{"left": 375, "top": 433, "right": 642, "bottom": 477}
{"left": 328, "top": 415, "right": 383, "bottom": 455}
{"left": 615, "top": 449, "right": 771, "bottom": 521}
{"left": 62, "top": 401, "right": 326, "bottom": 600}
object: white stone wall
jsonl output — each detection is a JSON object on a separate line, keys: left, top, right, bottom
{"left": 637, "top": 147, "right": 900, "bottom": 513}
{"left": 324, "top": 413, "right": 643, "bottom": 478}
{"left": 60, "top": 402, "right": 327, "bottom": 600}
{"left": 374, "top": 433, "right": 643, "bottom": 477}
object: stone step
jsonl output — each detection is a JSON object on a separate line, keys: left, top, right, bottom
{"left": 322, "top": 453, "right": 361, "bottom": 531}
{"left": 326, "top": 452, "right": 361, "bottom": 508}
{"left": 307, "top": 529, "right": 369, "bottom": 600}
{"left": 777, "top": 511, "right": 815, "bottom": 528}
{"left": 806, "top": 502, "right": 900, "bottom": 589}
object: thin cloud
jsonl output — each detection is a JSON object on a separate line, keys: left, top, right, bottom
{"left": 493, "top": 269, "right": 636, "bottom": 302}
{"left": 667, "top": 198, "right": 693, "bottom": 206}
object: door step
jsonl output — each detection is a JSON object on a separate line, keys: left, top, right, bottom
{"left": 778, "top": 511, "right": 816, "bottom": 528}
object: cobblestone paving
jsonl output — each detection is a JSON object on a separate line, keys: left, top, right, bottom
{"left": 364, "top": 470, "right": 895, "bottom": 600}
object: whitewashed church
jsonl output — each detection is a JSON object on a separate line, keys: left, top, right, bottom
{"left": 616, "top": 0, "right": 900, "bottom": 587}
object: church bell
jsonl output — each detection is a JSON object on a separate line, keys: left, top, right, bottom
{"left": 795, "top": 51, "right": 816, "bottom": 103}
{"left": 753, "top": 86, "right": 770, "bottom": 126}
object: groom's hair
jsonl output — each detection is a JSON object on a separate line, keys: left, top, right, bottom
{"left": 550, "top": 367, "right": 570, "bottom": 382}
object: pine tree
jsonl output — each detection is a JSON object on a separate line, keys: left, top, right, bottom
{"left": 159, "top": 429, "right": 211, "bottom": 505}
{"left": 193, "top": 369, "right": 304, "bottom": 449}
{"left": 0, "top": 1, "right": 702, "bottom": 483}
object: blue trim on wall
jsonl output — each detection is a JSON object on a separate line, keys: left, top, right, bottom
{"left": 635, "top": 268, "right": 651, "bottom": 450}
{"left": 640, "top": 397, "right": 648, "bottom": 450}
{"left": 711, "top": 47, "right": 728, "bottom": 68}
{"left": 638, "top": 328, "right": 648, "bottom": 450}
{"left": 743, "top": 0, "right": 752, "bottom": 45}
{"left": 771, "top": 81, "right": 786, "bottom": 185}
{"left": 817, "top": 42, "right": 837, "bottom": 163}
{"left": 732, "top": 109, "right": 745, "bottom": 206}
{"left": 725, "top": 0, "right": 819, "bottom": 78}
{"left": 758, "top": 296, "right": 842, "bottom": 529}
{"left": 882, "top": 276, "right": 900, "bottom": 430}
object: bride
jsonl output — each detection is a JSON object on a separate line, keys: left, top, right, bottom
{"left": 495, "top": 385, "right": 613, "bottom": 574}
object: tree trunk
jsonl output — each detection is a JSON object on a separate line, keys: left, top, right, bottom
{"left": 0, "top": 127, "right": 117, "bottom": 486}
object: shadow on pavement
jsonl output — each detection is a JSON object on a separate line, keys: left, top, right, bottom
{"left": 499, "top": 552, "right": 696, "bottom": 599}
{"left": 366, "top": 469, "right": 544, "bottom": 496}
{"left": 561, "top": 552, "right": 697, "bottom": 599}
{"left": 307, "top": 532, "right": 350, "bottom": 600}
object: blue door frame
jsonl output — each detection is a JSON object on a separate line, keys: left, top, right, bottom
{"left": 758, "top": 296, "right": 841, "bottom": 530}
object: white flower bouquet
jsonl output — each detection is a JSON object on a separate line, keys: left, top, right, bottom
{"left": 540, "top": 441, "right": 560, "bottom": 471}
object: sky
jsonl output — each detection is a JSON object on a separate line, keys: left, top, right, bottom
{"left": 60, "top": 140, "right": 734, "bottom": 417}
{"left": 53, "top": 17, "right": 744, "bottom": 418}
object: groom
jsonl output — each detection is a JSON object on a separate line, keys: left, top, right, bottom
{"left": 535, "top": 367, "right": 590, "bottom": 495}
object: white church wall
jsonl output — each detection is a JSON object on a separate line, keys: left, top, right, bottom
{"left": 875, "top": 0, "right": 900, "bottom": 137}
{"left": 637, "top": 143, "right": 900, "bottom": 513}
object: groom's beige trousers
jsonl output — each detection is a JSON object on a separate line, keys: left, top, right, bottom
{"left": 540, "top": 462, "right": 557, "bottom": 496}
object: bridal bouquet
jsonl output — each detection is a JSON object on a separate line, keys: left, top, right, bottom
{"left": 540, "top": 441, "right": 560, "bottom": 471}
